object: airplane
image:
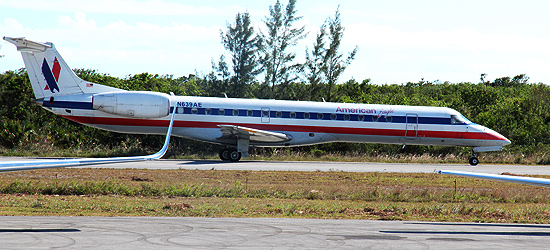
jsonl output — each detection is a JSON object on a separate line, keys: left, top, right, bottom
{"left": 438, "top": 170, "right": 550, "bottom": 187}
{"left": 3, "top": 37, "right": 511, "bottom": 166}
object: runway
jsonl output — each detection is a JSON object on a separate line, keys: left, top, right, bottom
{"left": 2, "top": 157, "right": 548, "bottom": 175}
{"left": 1, "top": 216, "right": 549, "bottom": 249}
{"left": 93, "top": 159, "right": 550, "bottom": 175}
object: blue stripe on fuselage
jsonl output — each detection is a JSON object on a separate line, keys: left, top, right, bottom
{"left": 170, "top": 107, "right": 458, "bottom": 125}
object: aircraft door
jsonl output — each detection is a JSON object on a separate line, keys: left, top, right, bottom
{"left": 261, "top": 107, "right": 270, "bottom": 123}
{"left": 405, "top": 114, "right": 418, "bottom": 140}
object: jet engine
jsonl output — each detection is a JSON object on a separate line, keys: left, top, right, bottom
{"left": 92, "top": 91, "right": 170, "bottom": 118}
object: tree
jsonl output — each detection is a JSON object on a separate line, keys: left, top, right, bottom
{"left": 304, "top": 7, "right": 358, "bottom": 102}
{"left": 322, "top": 8, "right": 358, "bottom": 101}
{"left": 261, "top": 0, "right": 307, "bottom": 98}
{"left": 220, "top": 12, "right": 262, "bottom": 98}
{"left": 480, "top": 73, "right": 487, "bottom": 83}
{"left": 303, "top": 23, "right": 327, "bottom": 101}
{"left": 204, "top": 55, "right": 231, "bottom": 97}
{"left": 485, "top": 74, "right": 529, "bottom": 87}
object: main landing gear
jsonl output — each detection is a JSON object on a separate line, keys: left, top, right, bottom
{"left": 468, "top": 149, "right": 479, "bottom": 166}
{"left": 219, "top": 148, "right": 242, "bottom": 162}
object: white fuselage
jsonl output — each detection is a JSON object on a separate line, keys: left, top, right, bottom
{"left": 41, "top": 94, "right": 510, "bottom": 149}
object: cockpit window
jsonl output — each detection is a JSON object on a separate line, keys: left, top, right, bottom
{"left": 451, "top": 114, "right": 471, "bottom": 124}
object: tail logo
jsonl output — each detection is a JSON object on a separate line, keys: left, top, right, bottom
{"left": 41, "top": 57, "right": 61, "bottom": 93}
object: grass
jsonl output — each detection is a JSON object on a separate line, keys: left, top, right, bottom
{"left": 0, "top": 168, "right": 549, "bottom": 223}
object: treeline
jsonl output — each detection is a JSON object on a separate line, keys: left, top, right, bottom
{"left": 1, "top": 69, "right": 549, "bottom": 160}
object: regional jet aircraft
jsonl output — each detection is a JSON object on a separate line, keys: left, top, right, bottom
{"left": 2, "top": 37, "right": 510, "bottom": 167}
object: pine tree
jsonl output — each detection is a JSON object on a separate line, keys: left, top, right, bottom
{"left": 220, "top": 12, "right": 262, "bottom": 97}
{"left": 304, "top": 7, "right": 358, "bottom": 102}
{"left": 261, "top": 0, "right": 307, "bottom": 98}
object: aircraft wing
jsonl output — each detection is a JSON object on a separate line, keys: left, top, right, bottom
{"left": 0, "top": 108, "right": 176, "bottom": 173}
{"left": 438, "top": 170, "right": 550, "bottom": 187}
{"left": 217, "top": 125, "right": 292, "bottom": 143}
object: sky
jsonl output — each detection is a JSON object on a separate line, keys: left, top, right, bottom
{"left": 1, "top": 0, "right": 550, "bottom": 85}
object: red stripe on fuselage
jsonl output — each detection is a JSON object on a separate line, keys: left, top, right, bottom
{"left": 61, "top": 115, "right": 505, "bottom": 141}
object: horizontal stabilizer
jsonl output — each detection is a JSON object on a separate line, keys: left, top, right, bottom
{"left": 0, "top": 107, "right": 176, "bottom": 172}
{"left": 218, "top": 125, "right": 292, "bottom": 143}
{"left": 3, "top": 36, "right": 51, "bottom": 52}
{"left": 438, "top": 170, "right": 550, "bottom": 187}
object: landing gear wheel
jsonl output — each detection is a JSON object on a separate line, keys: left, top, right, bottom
{"left": 468, "top": 148, "right": 479, "bottom": 166}
{"left": 469, "top": 156, "right": 479, "bottom": 166}
{"left": 229, "top": 150, "right": 241, "bottom": 162}
{"left": 219, "top": 148, "right": 231, "bottom": 161}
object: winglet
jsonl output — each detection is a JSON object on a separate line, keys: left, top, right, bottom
{"left": 438, "top": 169, "right": 550, "bottom": 187}
{"left": 146, "top": 105, "right": 176, "bottom": 160}
{"left": 0, "top": 107, "right": 177, "bottom": 172}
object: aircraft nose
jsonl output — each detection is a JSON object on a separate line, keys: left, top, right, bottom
{"left": 487, "top": 128, "right": 511, "bottom": 146}
{"left": 500, "top": 136, "right": 511, "bottom": 146}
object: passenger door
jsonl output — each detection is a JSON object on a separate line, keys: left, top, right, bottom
{"left": 261, "top": 107, "right": 270, "bottom": 123}
{"left": 405, "top": 114, "right": 418, "bottom": 140}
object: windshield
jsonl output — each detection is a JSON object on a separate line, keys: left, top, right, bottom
{"left": 451, "top": 114, "right": 472, "bottom": 125}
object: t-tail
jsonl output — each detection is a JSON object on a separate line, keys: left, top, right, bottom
{"left": 3, "top": 37, "right": 120, "bottom": 100}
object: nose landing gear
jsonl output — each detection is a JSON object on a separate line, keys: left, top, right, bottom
{"left": 469, "top": 149, "right": 479, "bottom": 166}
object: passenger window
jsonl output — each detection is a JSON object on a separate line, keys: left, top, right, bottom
{"left": 330, "top": 114, "right": 337, "bottom": 120}
{"left": 358, "top": 115, "right": 364, "bottom": 121}
{"left": 191, "top": 108, "right": 198, "bottom": 115}
{"left": 372, "top": 116, "right": 378, "bottom": 122}
{"left": 205, "top": 108, "right": 211, "bottom": 115}
{"left": 317, "top": 113, "right": 324, "bottom": 120}
{"left": 177, "top": 107, "right": 184, "bottom": 114}
{"left": 219, "top": 109, "right": 225, "bottom": 115}
{"left": 233, "top": 109, "right": 239, "bottom": 116}
{"left": 386, "top": 116, "right": 392, "bottom": 122}
{"left": 290, "top": 112, "right": 296, "bottom": 118}
{"left": 344, "top": 114, "right": 350, "bottom": 121}
{"left": 247, "top": 110, "right": 253, "bottom": 116}
{"left": 304, "top": 112, "right": 310, "bottom": 119}
{"left": 276, "top": 111, "right": 282, "bottom": 118}
{"left": 262, "top": 110, "right": 269, "bottom": 117}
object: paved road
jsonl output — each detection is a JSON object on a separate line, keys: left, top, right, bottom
{"left": 170, "top": 160, "right": 550, "bottom": 175}
{"left": 2, "top": 157, "right": 548, "bottom": 175}
{"left": 1, "top": 216, "right": 549, "bottom": 249}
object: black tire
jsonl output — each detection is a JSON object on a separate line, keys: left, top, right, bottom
{"left": 219, "top": 148, "right": 231, "bottom": 161}
{"left": 469, "top": 156, "right": 479, "bottom": 166}
{"left": 229, "top": 150, "right": 241, "bottom": 162}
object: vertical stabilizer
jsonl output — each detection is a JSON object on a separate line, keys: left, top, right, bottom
{"left": 3, "top": 37, "right": 120, "bottom": 99}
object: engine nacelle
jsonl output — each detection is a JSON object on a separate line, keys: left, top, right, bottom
{"left": 92, "top": 91, "right": 170, "bottom": 118}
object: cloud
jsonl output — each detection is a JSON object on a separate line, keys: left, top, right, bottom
{"left": 0, "top": 0, "right": 228, "bottom": 16}
{"left": 0, "top": 11, "right": 224, "bottom": 77}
